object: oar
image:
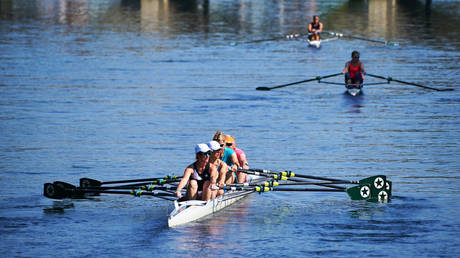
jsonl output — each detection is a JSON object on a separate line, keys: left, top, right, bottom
{"left": 244, "top": 168, "right": 386, "bottom": 186}
{"left": 324, "top": 31, "right": 399, "bottom": 46}
{"left": 367, "top": 73, "right": 454, "bottom": 91}
{"left": 219, "top": 185, "right": 344, "bottom": 193}
{"left": 44, "top": 181, "right": 176, "bottom": 200}
{"left": 259, "top": 188, "right": 345, "bottom": 192}
{"left": 239, "top": 169, "right": 290, "bottom": 181}
{"left": 81, "top": 184, "right": 178, "bottom": 191}
{"left": 244, "top": 168, "right": 351, "bottom": 183}
{"left": 232, "top": 32, "right": 312, "bottom": 45}
{"left": 256, "top": 73, "right": 342, "bottom": 91}
{"left": 78, "top": 180, "right": 181, "bottom": 190}
{"left": 80, "top": 175, "right": 182, "bottom": 188}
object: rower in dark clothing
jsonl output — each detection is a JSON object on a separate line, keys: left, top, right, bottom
{"left": 308, "top": 15, "right": 323, "bottom": 41}
{"left": 174, "top": 143, "right": 218, "bottom": 201}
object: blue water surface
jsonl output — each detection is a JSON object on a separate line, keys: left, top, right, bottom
{"left": 1, "top": 0, "right": 459, "bottom": 257}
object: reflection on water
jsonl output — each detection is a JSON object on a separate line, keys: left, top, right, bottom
{"left": 1, "top": 0, "right": 457, "bottom": 51}
{"left": 342, "top": 91, "right": 364, "bottom": 113}
{"left": 174, "top": 198, "right": 251, "bottom": 252}
{"left": 1, "top": 0, "right": 458, "bottom": 49}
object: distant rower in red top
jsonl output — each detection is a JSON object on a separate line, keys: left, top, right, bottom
{"left": 308, "top": 15, "right": 323, "bottom": 41}
{"left": 342, "top": 51, "right": 366, "bottom": 86}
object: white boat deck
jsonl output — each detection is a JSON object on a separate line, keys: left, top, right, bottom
{"left": 168, "top": 176, "right": 264, "bottom": 227}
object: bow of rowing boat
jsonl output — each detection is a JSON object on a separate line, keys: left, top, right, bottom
{"left": 167, "top": 175, "right": 264, "bottom": 227}
{"left": 307, "top": 39, "right": 321, "bottom": 48}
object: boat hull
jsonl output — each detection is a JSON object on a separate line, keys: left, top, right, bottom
{"left": 168, "top": 175, "right": 264, "bottom": 227}
{"left": 168, "top": 190, "right": 253, "bottom": 227}
{"left": 346, "top": 84, "right": 363, "bottom": 96}
{"left": 307, "top": 40, "right": 321, "bottom": 48}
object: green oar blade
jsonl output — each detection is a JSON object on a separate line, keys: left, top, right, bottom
{"left": 367, "top": 180, "right": 392, "bottom": 203}
{"left": 358, "top": 175, "right": 391, "bottom": 203}
{"left": 386, "top": 181, "right": 392, "bottom": 197}
{"left": 358, "top": 175, "right": 387, "bottom": 190}
{"left": 386, "top": 41, "right": 399, "bottom": 46}
{"left": 346, "top": 184, "right": 372, "bottom": 200}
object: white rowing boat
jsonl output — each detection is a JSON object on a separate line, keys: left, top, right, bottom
{"left": 307, "top": 39, "right": 321, "bottom": 48}
{"left": 307, "top": 34, "right": 340, "bottom": 48}
{"left": 346, "top": 84, "right": 363, "bottom": 96}
{"left": 168, "top": 175, "right": 264, "bottom": 227}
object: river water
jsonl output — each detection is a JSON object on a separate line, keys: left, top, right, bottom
{"left": 1, "top": 0, "right": 459, "bottom": 257}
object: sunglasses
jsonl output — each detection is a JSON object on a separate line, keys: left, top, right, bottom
{"left": 199, "top": 152, "right": 211, "bottom": 157}
{"left": 226, "top": 143, "right": 233, "bottom": 147}
{"left": 220, "top": 144, "right": 224, "bottom": 147}
{"left": 353, "top": 56, "right": 360, "bottom": 59}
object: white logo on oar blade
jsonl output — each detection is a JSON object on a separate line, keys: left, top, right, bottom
{"left": 378, "top": 191, "right": 389, "bottom": 203}
{"left": 360, "top": 186, "right": 370, "bottom": 198}
{"left": 374, "top": 177, "right": 384, "bottom": 189}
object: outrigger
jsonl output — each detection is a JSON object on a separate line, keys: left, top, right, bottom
{"left": 256, "top": 73, "right": 453, "bottom": 94}
{"left": 306, "top": 31, "right": 342, "bottom": 48}
{"left": 232, "top": 31, "right": 398, "bottom": 48}
{"left": 43, "top": 169, "right": 392, "bottom": 227}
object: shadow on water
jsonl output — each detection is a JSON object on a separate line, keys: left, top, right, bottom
{"left": 42, "top": 201, "right": 75, "bottom": 214}
{"left": 342, "top": 91, "right": 364, "bottom": 113}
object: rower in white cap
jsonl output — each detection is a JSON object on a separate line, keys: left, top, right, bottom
{"left": 174, "top": 143, "right": 218, "bottom": 201}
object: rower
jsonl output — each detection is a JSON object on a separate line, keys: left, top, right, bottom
{"left": 308, "top": 15, "right": 323, "bottom": 41}
{"left": 174, "top": 143, "right": 218, "bottom": 201}
{"left": 342, "top": 51, "right": 366, "bottom": 87}
{"left": 225, "top": 135, "right": 249, "bottom": 183}
{"left": 207, "top": 140, "right": 228, "bottom": 197}
{"left": 212, "top": 130, "right": 239, "bottom": 185}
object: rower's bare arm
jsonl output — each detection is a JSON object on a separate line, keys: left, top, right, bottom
{"left": 231, "top": 153, "right": 239, "bottom": 171}
{"left": 216, "top": 161, "right": 228, "bottom": 186}
{"left": 219, "top": 161, "right": 228, "bottom": 175}
{"left": 361, "top": 63, "right": 366, "bottom": 75}
{"left": 319, "top": 23, "right": 323, "bottom": 32}
{"left": 240, "top": 153, "right": 249, "bottom": 170}
{"left": 308, "top": 24, "right": 312, "bottom": 33}
{"left": 176, "top": 166, "right": 192, "bottom": 194}
{"left": 208, "top": 164, "right": 218, "bottom": 183}
{"left": 342, "top": 62, "right": 349, "bottom": 73}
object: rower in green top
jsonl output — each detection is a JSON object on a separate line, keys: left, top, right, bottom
{"left": 308, "top": 15, "right": 323, "bottom": 41}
